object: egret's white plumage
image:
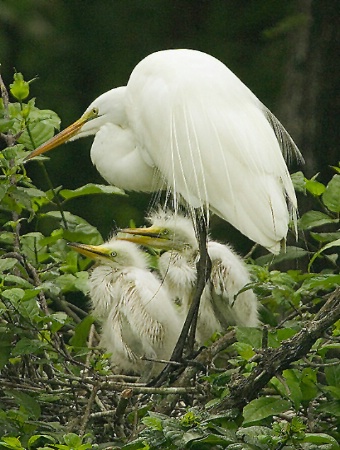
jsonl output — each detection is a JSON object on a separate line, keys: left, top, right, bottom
{"left": 121, "top": 211, "right": 259, "bottom": 345}
{"left": 69, "top": 239, "right": 182, "bottom": 379}
{"left": 27, "top": 49, "right": 301, "bottom": 253}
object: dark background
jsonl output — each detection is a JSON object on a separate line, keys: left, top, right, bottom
{"left": 1, "top": 0, "right": 338, "bottom": 251}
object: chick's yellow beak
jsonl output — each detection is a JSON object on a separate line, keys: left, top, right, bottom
{"left": 68, "top": 242, "right": 110, "bottom": 260}
{"left": 119, "top": 227, "right": 172, "bottom": 250}
{"left": 24, "top": 108, "right": 98, "bottom": 161}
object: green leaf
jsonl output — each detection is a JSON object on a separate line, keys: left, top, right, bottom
{"left": 0, "top": 258, "right": 18, "bottom": 272}
{"left": 20, "top": 232, "right": 47, "bottom": 263}
{"left": 308, "top": 239, "right": 340, "bottom": 271}
{"left": 23, "top": 187, "right": 47, "bottom": 198}
{"left": 305, "top": 178, "right": 326, "bottom": 196}
{"left": 271, "top": 369, "right": 302, "bottom": 409}
{"left": 324, "top": 365, "right": 340, "bottom": 387}
{"left": 63, "top": 433, "right": 83, "bottom": 448}
{"left": 235, "top": 327, "right": 262, "bottom": 348}
{"left": 55, "top": 272, "right": 89, "bottom": 294}
{"left": 60, "top": 183, "right": 125, "bottom": 199}
{"left": 236, "top": 426, "right": 275, "bottom": 446}
{"left": 48, "top": 311, "right": 69, "bottom": 333}
{"left": 19, "top": 122, "right": 55, "bottom": 151}
{"left": 46, "top": 211, "right": 103, "bottom": 245}
{"left": 8, "top": 390, "right": 41, "bottom": 419}
{"left": 121, "top": 439, "right": 150, "bottom": 450}
{"left": 299, "top": 367, "right": 318, "bottom": 401}
{"left": 0, "top": 436, "right": 25, "bottom": 450}
{"left": 10, "top": 72, "right": 30, "bottom": 100}
{"left": 189, "top": 433, "right": 235, "bottom": 447}
{"left": 28, "top": 107, "right": 61, "bottom": 129}
{"left": 322, "top": 385, "right": 340, "bottom": 399}
{"left": 142, "top": 415, "right": 163, "bottom": 431}
{"left": 17, "top": 297, "right": 41, "bottom": 318}
{"left": 291, "top": 171, "right": 306, "bottom": 193}
{"left": 1, "top": 274, "right": 33, "bottom": 289}
{"left": 322, "top": 174, "right": 340, "bottom": 212}
{"left": 242, "top": 397, "right": 291, "bottom": 424}
{"left": 233, "top": 342, "right": 255, "bottom": 360}
{"left": 310, "top": 231, "right": 340, "bottom": 244}
{"left": 28, "top": 435, "right": 55, "bottom": 449}
{"left": 317, "top": 400, "right": 340, "bottom": 417}
{"left": 298, "top": 274, "right": 340, "bottom": 293}
{"left": 70, "top": 315, "right": 96, "bottom": 347}
{"left": 0, "top": 183, "right": 9, "bottom": 202}
{"left": 331, "top": 164, "right": 340, "bottom": 174}
{"left": 298, "top": 211, "right": 338, "bottom": 230}
{"left": 302, "top": 433, "right": 338, "bottom": 447}
{"left": 12, "top": 337, "right": 47, "bottom": 356}
{"left": 2, "top": 287, "right": 25, "bottom": 302}
{"left": 0, "top": 336, "right": 12, "bottom": 369}
{"left": 9, "top": 186, "right": 34, "bottom": 213}
{"left": 0, "top": 117, "right": 15, "bottom": 133}
{"left": 255, "top": 246, "right": 308, "bottom": 266}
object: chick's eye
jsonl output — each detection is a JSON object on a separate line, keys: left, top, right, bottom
{"left": 161, "top": 229, "right": 169, "bottom": 236}
{"left": 110, "top": 251, "right": 117, "bottom": 257}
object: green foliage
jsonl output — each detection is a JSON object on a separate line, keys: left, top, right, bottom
{"left": 0, "top": 71, "right": 339, "bottom": 449}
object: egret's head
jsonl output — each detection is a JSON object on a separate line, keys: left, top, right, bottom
{"left": 119, "top": 211, "right": 198, "bottom": 253}
{"left": 24, "top": 87, "right": 126, "bottom": 161}
{"left": 68, "top": 238, "right": 148, "bottom": 270}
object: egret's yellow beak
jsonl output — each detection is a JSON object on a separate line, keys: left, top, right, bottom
{"left": 68, "top": 242, "right": 110, "bottom": 260}
{"left": 24, "top": 108, "right": 98, "bottom": 161}
{"left": 119, "top": 226, "right": 175, "bottom": 250}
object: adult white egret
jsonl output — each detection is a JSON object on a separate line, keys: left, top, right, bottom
{"left": 120, "top": 210, "right": 259, "bottom": 345}
{"left": 26, "top": 49, "right": 301, "bottom": 253}
{"left": 68, "top": 238, "right": 182, "bottom": 379}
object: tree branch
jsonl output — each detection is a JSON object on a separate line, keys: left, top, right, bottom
{"left": 212, "top": 288, "right": 340, "bottom": 412}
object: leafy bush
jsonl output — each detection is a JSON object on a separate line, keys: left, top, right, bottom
{"left": 0, "top": 73, "right": 339, "bottom": 449}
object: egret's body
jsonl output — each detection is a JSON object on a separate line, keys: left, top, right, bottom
{"left": 69, "top": 239, "right": 182, "bottom": 379}
{"left": 27, "top": 49, "right": 301, "bottom": 253}
{"left": 121, "top": 211, "right": 259, "bottom": 345}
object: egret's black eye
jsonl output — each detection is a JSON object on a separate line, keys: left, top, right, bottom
{"left": 92, "top": 107, "right": 99, "bottom": 116}
{"left": 110, "top": 251, "right": 117, "bottom": 257}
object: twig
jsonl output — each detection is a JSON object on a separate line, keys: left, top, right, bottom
{"left": 80, "top": 383, "right": 100, "bottom": 437}
{"left": 24, "top": 259, "right": 49, "bottom": 314}
{"left": 53, "top": 296, "right": 83, "bottom": 323}
{"left": 85, "top": 324, "right": 96, "bottom": 368}
{"left": 90, "top": 409, "right": 117, "bottom": 419}
{"left": 302, "top": 357, "right": 339, "bottom": 368}
{"left": 114, "top": 389, "right": 133, "bottom": 422}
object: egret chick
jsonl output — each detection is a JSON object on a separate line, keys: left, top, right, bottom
{"left": 121, "top": 211, "right": 259, "bottom": 345}
{"left": 26, "top": 49, "right": 301, "bottom": 253}
{"left": 69, "top": 238, "right": 182, "bottom": 379}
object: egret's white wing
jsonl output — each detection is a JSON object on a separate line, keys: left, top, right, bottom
{"left": 119, "top": 276, "right": 166, "bottom": 347}
{"left": 119, "top": 269, "right": 182, "bottom": 355}
{"left": 100, "top": 308, "right": 142, "bottom": 374}
{"left": 208, "top": 241, "right": 259, "bottom": 327}
{"left": 127, "top": 49, "right": 299, "bottom": 252}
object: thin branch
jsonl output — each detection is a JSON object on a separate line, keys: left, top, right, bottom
{"left": 79, "top": 383, "right": 99, "bottom": 437}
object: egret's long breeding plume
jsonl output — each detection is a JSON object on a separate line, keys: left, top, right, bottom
{"left": 26, "top": 49, "right": 301, "bottom": 253}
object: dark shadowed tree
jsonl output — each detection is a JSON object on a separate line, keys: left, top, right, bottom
{"left": 278, "top": 0, "right": 339, "bottom": 178}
